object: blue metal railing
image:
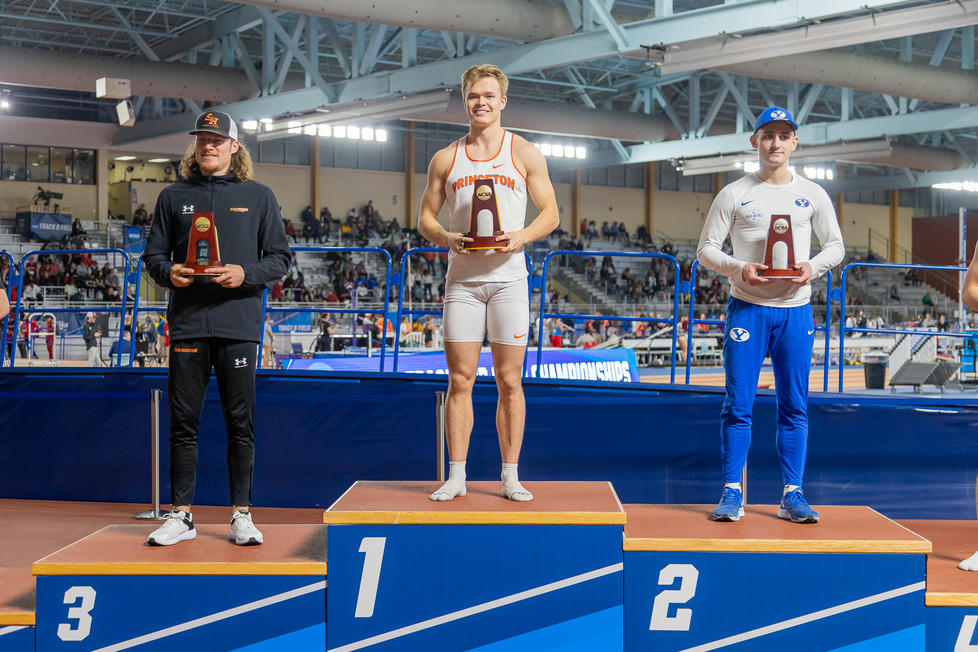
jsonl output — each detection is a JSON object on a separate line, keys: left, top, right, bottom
{"left": 10, "top": 249, "right": 132, "bottom": 367}
{"left": 686, "top": 263, "right": 835, "bottom": 392}
{"left": 535, "top": 250, "right": 681, "bottom": 383}
{"left": 0, "top": 251, "right": 13, "bottom": 367}
{"left": 838, "top": 261, "right": 968, "bottom": 392}
{"left": 260, "top": 247, "right": 393, "bottom": 371}
{"left": 391, "top": 248, "right": 533, "bottom": 373}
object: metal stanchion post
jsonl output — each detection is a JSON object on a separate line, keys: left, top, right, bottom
{"left": 435, "top": 391, "right": 446, "bottom": 482}
{"left": 741, "top": 462, "right": 747, "bottom": 509}
{"left": 134, "top": 388, "right": 166, "bottom": 520}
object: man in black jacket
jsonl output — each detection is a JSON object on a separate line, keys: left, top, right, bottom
{"left": 143, "top": 111, "right": 290, "bottom": 546}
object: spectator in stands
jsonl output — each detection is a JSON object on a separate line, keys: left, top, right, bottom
{"left": 889, "top": 284, "right": 900, "bottom": 302}
{"left": 83, "top": 312, "right": 102, "bottom": 367}
{"left": 938, "top": 313, "right": 950, "bottom": 332}
{"left": 42, "top": 314, "right": 56, "bottom": 364}
{"left": 422, "top": 315, "right": 435, "bottom": 348}
{"left": 617, "top": 222, "right": 629, "bottom": 242}
{"left": 922, "top": 312, "right": 936, "bottom": 329}
{"left": 136, "top": 315, "right": 156, "bottom": 367}
{"left": 283, "top": 219, "right": 296, "bottom": 242}
{"left": 71, "top": 217, "right": 87, "bottom": 236}
{"left": 22, "top": 279, "right": 40, "bottom": 307}
{"left": 363, "top": 200, "right": 375, "bottom": 220}
{"left": 316, "top": 315, "right": 333, "bottom": 352}
{"left": 601, "top": 221, "right": 613, "bottom": 240}
{"left": 580, "top": 220, "right": 589, "bottom": 240}
{"left": 922, "top": 292, "right": 934, "bottom": 307}
{"left": 301, "top": 205, "right": 314, "bottom": 225}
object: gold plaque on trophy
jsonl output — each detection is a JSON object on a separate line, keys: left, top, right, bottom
{"left": 463, "top": 178, "right": 505, "bottom": 250}
{"left": 759, "top": 214, "right": 801, "bottom": 277}
{"left": 185, "top": 212, "right": 222, "bottom": 275}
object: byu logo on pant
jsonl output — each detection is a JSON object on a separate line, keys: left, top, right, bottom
{"left": 234, "top": 357, "right": 248, "bottom": 368}
{"left": 729, "top": 327, "right": 750, "bottom": 342}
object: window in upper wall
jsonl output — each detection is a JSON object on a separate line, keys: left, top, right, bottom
{"left": 73, "top": 149, "right": 95, "bottom": 184}
{"left": 50, "top": 147, "right": 72, "bottom": 183}
{"left": 27, "top": 146, "right": 50, "bottom": 182}
{"left": 1, "top": 144, "right": 26, "bottom": 181}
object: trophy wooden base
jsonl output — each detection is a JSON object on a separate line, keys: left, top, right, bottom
{"left": 185, "top": 261, "right": 223, "bottom": 276}
{"left": 464, "top": 233, "right": 505, "bottom": 251}
{"left": 759, "top": 268, "right": 802, "bottom": 278}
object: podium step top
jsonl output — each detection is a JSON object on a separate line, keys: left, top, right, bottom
{"left": 32, "top": 524, "right": 326, "bottom": 576}
{"left": 0, "top": 567, "right": 35, "bottom": 626}
{"left": 624, "top": 504, "right": 931, "bottom": 554}
{"left": 896, "top": 519, "right": 978, "bottom": 606}
{"left": 325, "top": 481, "right": 626, "bottom": 525}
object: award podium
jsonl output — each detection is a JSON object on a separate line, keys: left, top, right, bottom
{"left": 463, "top": 179, "right": 505, "bottom": 250}
{"left": 759, "top": 214, "right": 801, "bottom": 277}
{"left": 185, "top": 212, "right": 221, "bottom": 275}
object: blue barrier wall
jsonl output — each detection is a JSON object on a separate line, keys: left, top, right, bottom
{"left": 1, "top": 370, "right": 976, "bottom": 518}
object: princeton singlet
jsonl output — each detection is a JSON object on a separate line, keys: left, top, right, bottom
{"left": 444, "top": 130, "right": 528, "bottom": 283}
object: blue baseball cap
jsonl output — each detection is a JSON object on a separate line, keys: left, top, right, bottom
{"left": 754, "top": 106, "right": 798, "bottom": 134}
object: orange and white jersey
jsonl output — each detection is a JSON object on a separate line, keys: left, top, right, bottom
{"left": 445, "top": 130, "right": 528, "bottom": 283}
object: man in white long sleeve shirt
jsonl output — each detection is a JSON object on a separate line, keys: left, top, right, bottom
{"left": 696, "top": 106, "right": 845, "bottom": 524}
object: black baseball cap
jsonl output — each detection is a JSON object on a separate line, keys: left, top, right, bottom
{"left": 190, "top": 111, "right": 239, "bottom": 141}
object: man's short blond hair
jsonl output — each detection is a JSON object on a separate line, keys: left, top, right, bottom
{"left": 461, "top": 64, "right": 508, "bottom": 97}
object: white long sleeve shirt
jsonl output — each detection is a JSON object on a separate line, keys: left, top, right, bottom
{"left": 696, "top": 172, "right": 845, "bottom": 308}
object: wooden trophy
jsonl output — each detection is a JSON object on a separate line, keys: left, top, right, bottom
{"left": 759, "top": 214, "right": 801, "bottom": 277}
{"left": 463, "top": 178, "right": 505, "bottom": 250}
{"left": 185, "top": 212, "right": 222, "bottom": 275}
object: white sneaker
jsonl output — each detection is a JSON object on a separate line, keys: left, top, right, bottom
{"left": 147, "top": 510, "right": 196, "bottom": 546}
{"left": 230, "top": 510, "right": 263, "bottom": 546}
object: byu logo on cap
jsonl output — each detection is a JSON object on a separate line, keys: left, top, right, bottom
{"left": 771, "top": 110, "right": 787, "bottom": 119}
{"left": 729, "top": 327, "right": 750, "bottom": 342}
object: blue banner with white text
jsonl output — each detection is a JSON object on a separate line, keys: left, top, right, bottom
{"left": 281, "top": 348, "right": 640, "bottom": 382}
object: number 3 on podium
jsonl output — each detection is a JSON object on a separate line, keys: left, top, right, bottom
{"left": 650, "top": 563, "right": 699, "bottom": 631}
{"left": 355, "top": 537, "right": 387, "bottom": 618}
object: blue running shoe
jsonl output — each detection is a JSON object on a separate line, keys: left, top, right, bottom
{"left": 712, "top": 487, "right": 744, "bottom": 521}
{"left": 778, "top": 488, "right": 819, "bottom": 523}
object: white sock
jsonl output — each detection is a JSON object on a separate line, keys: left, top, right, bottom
{"left": 501, "top": 463, "right": 533, "bottom": 502}
{"left": 724, "top": 483, "right": 742, "bottom": 491}
{"left": 959, "top": 551, "right": 978, "bottom": 571}
{"left": 430, "top": 461, "right": 466, "bottom": 501}
{"left": 784, "top": 484, "right": 800, "bottom": 495}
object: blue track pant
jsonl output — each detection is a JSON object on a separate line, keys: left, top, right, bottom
{"left": 720, "top": 297, "right": 815, "bottom": 486}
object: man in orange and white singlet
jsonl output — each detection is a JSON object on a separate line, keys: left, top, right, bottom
{"left": 418, "top": 64, "right": 559, "bottom": 502}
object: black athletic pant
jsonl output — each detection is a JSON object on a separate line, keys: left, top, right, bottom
{"left": 168, "top": 338, "right": 258, "bottom": 507}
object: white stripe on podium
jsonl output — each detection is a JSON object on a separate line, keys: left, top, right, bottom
{"left": 329, "top": 562, "right": 625, "bottom": 652}
{"left": 679, "top": 581, "right": 926, "bottom": 652}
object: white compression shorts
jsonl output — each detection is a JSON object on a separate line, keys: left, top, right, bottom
{"left": 443, "top": 278, "right": 529, "bottom": 346}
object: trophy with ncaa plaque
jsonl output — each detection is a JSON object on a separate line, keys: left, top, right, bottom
{"left": 463, "top": 178, "right": 505, "bottom": 250}
{"left": 185, "top": 212, "right": 222, "bottom": 275}
{"left": 759, "top": 214, "right": 801, "bottom": 277}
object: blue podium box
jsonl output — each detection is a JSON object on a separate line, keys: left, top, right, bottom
{"left": 32, "top": 524, "right": 326, "bottom": 652}
{"left": 896, "top": 519, "right": 978, "bottom": 651}
{"left": 623, "top": 504, "right": 930, "bottom": 652}
{"left": 0, "top": 626, "right": 33, "bottom": 652}
{"left": 324, "top": 481, "right": 626, "bottom": 652}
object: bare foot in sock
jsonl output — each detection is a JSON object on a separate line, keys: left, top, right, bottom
{"left": 430, "top": 478, "right": 466, "bottom": 501}
{"left": 959, "top": 551, "right": 978, "bottom": 571}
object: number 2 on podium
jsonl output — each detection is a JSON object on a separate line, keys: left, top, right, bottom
{"left": 650, "top": 563, "right": 699, "bottom": 631}
{"left": 355, "top": 537, "right": 387, "bottom": 618}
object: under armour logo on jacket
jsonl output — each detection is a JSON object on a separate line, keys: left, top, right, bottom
{"left": 182, "top": 205, "right": 194, "bottom": 214}
{"left": 234, "top": 358, "right": 248, "bottom": 368}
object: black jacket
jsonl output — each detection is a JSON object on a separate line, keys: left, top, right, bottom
{"left": 144, "top": 172, "right": 290, "bottom": 343}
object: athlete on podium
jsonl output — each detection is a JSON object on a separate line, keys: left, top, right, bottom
{"left": 418, "top": 64, "right": 559, "bottom": 502}
{"left": 696, "top": 107, "right": 845, "bottom": 523}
